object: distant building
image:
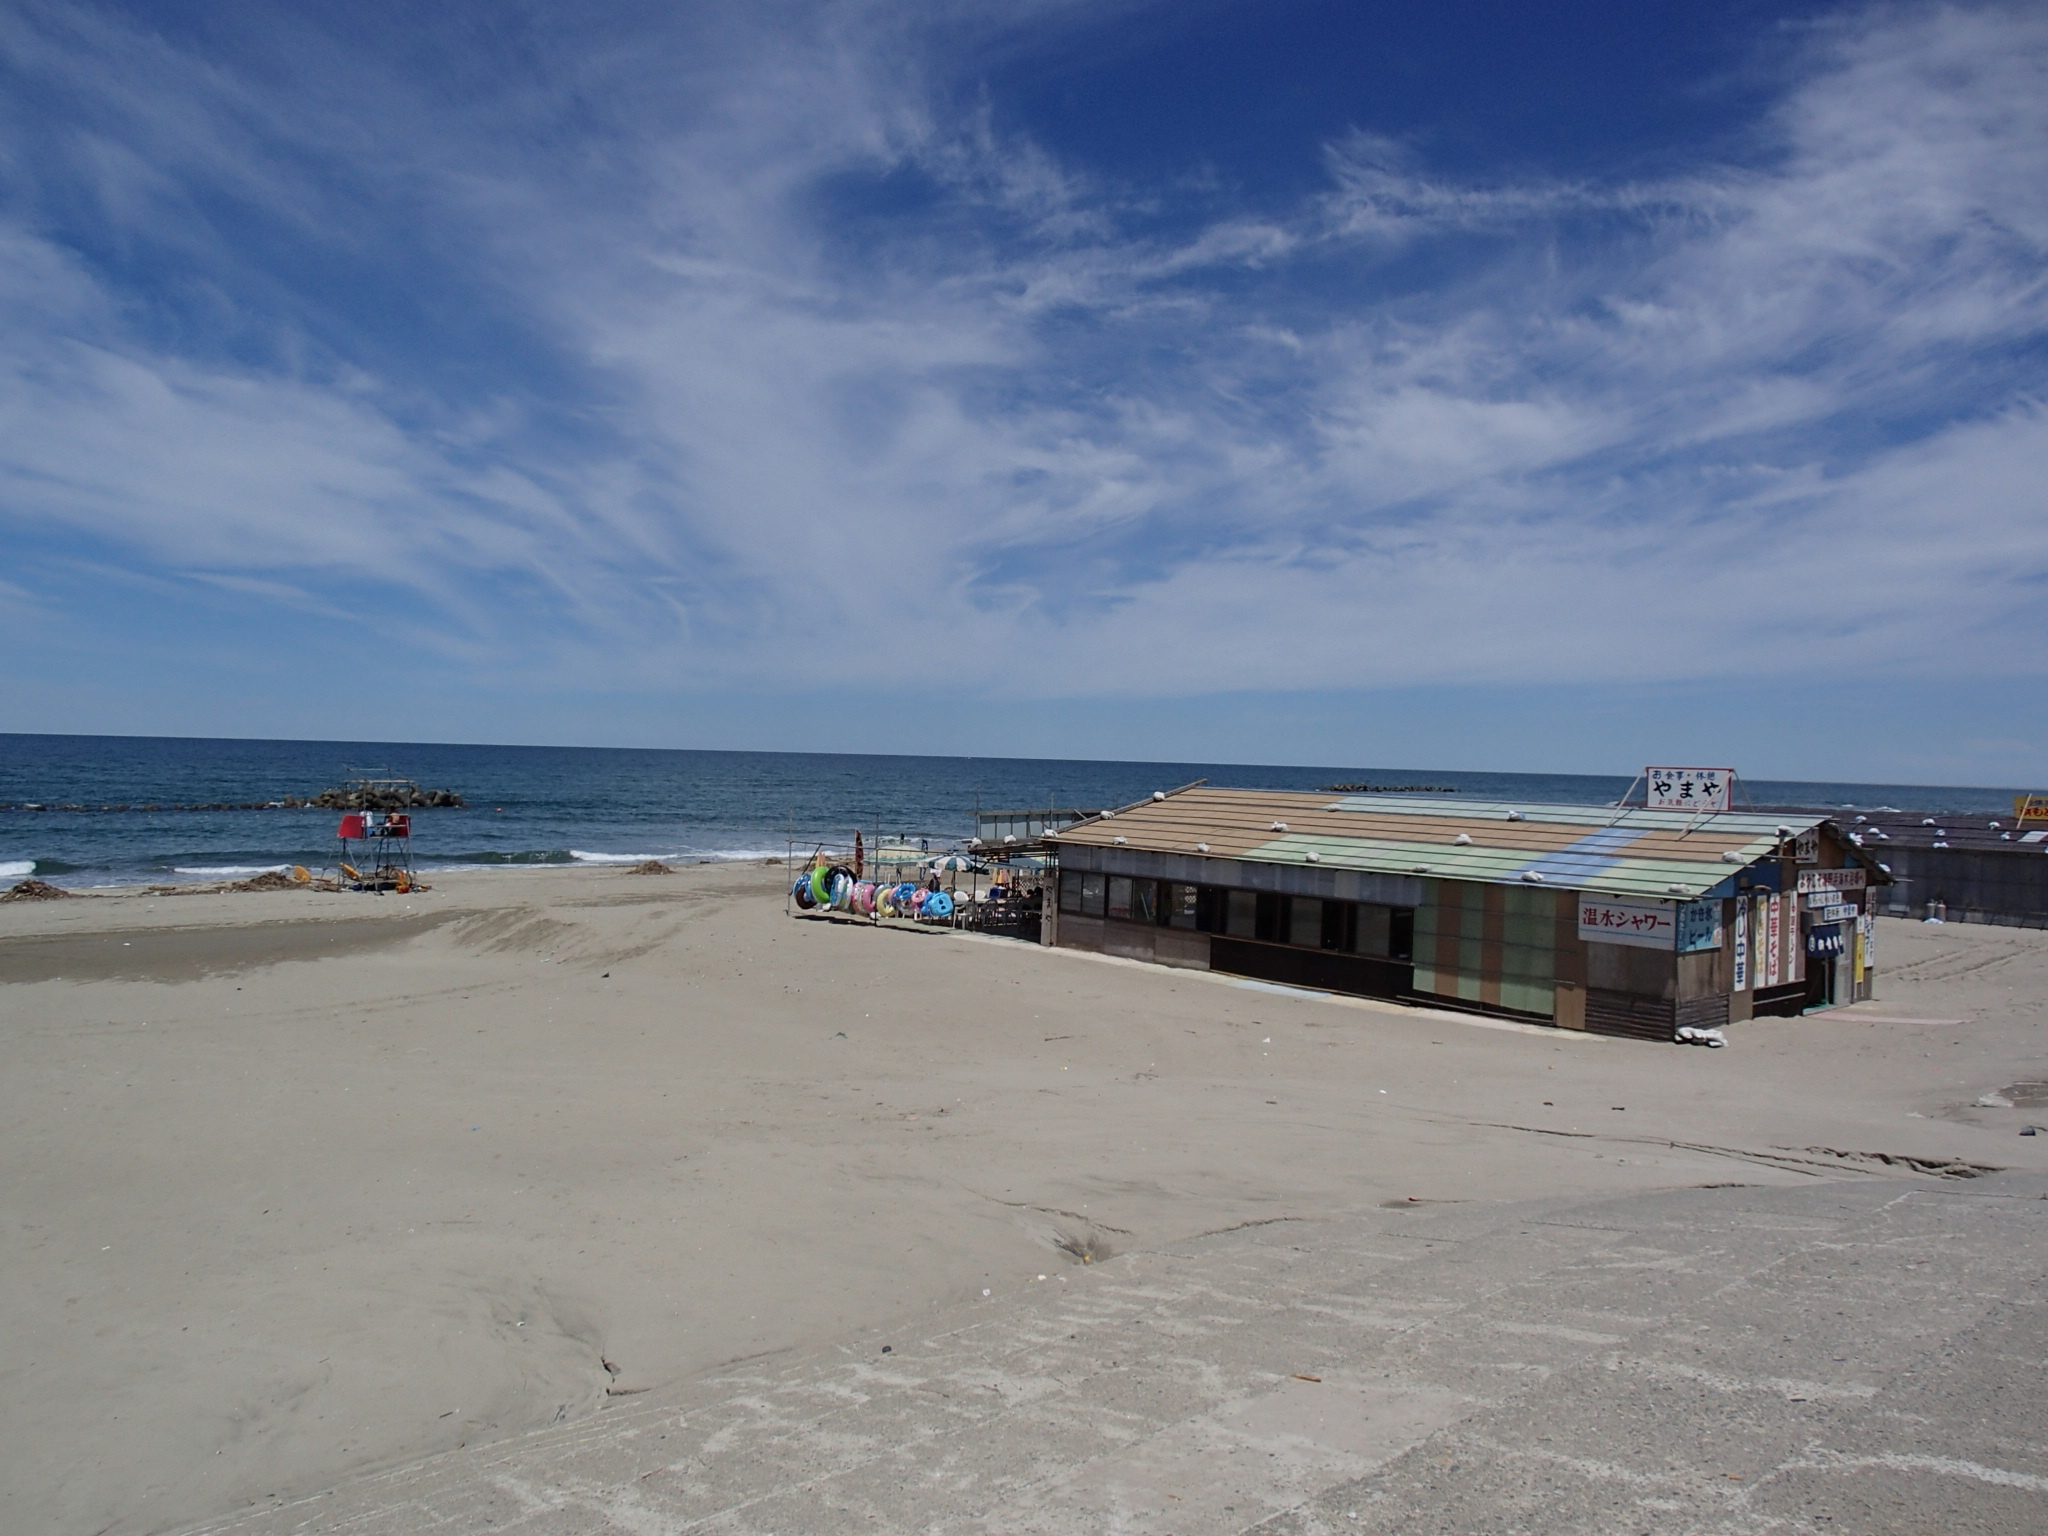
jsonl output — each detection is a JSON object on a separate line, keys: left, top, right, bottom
{"left": 1044, "top": 789, "right": 1890, "bottom": 1041}
{"left": 973, "top": 807, "right": 1099, "bottom": 849}
{"left": 1831, "top": 807, "right": 2048, "bottom": 926}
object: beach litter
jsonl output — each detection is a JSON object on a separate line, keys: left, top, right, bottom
{"left": 1675, "top": 1025, "right": 1728, "bottom": 1047}
{"left": 1, "top": 878, "right": 73, "bottom": 902}
{"left": 628, "top": 860, "right": 674, "bottom": 875}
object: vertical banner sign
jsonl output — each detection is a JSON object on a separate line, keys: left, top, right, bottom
{"left": 1645, "top": 767, "right": 1735, "bottom": 813}
{"left": 1764, "top": 894, "right": 1783, "bottom": 988}
{"left": 1733, "top": 899, "right": 1750, "bottom": 991}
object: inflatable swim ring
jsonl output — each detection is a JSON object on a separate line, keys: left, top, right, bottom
{"left": 924, "top": 890, "right": 954, "bottom": 920}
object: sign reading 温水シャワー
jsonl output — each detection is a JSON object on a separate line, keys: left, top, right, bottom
{"left": 1645, "top": 767, "right": 1733, "bottom": 813}
{"left": 1579, "top": 899, "right": 1677, "bottom": 950}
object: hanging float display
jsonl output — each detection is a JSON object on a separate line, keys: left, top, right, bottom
{"left": 784, "top": 845, "right": 978, "bottom": 928}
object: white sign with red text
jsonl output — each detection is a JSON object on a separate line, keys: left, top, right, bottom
{"left": 1578, "top": 898, "right": 1677, "bottom": 950}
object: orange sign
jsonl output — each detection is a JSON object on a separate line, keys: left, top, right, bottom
{"left": 2016, "top": 795, "right": 2048, "bottom": 823}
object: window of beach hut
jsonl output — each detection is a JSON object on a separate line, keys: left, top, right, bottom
{"left": 1079, "top": 872, "right": 1106, "bottom": 917}
{"left": 1226, "top": 889, "right": 1258, "bottom": 938}
{"left": 1289, "top": 897, "right": 1323, "bottom": 948}
{"left": 1132, "top": 879, "right": 1159, "bottom": 924}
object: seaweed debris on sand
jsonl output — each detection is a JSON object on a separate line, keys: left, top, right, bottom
{"left": 629, "top": 860, "right": 674, "bottom": 875}
{"left": 230, "top": 870, "right": 303, "bottom": 892}
{"left": 227, "top": 871, "right": 348, "bottom": 893}
{"left": 1, "top": 879, "right": 73, "bottom": 902}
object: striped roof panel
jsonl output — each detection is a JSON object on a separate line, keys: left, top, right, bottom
{"left": 1047, "top": 789, "right": 1866, "bottom": 901}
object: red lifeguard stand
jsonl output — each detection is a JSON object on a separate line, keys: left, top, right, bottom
{"left": 337, "top": 810, "right": 416, "bottom": 892}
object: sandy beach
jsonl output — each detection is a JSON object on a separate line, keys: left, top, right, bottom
{"left": 4, "top": 864, "right": 2045, "bottom": 1535}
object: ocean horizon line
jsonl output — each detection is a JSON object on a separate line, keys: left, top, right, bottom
{"left": 0, "top": 729, "right": 2027, "bottom": 798}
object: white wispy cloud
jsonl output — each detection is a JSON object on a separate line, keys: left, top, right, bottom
{"left": 0, "top": 0, "right": 2043, "bottom": 704}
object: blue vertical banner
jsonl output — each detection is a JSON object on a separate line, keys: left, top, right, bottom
{"left": 1677, "top": 898, "right": 1724, "bottom": 955}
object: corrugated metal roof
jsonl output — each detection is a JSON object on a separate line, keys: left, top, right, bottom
{"left": 1813, "top": 808, "right": 2048, "bottom": 856}
{"left": 1047, "top": 789, "right": 1869, "bottom": 901}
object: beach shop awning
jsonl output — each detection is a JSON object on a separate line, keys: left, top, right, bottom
{"left": 1046, "top": 789, "right": 1889, "bottom": 902}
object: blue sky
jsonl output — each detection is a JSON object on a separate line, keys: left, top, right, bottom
{"left": 2, "top": 0, "right": 2044, "bottom": 783}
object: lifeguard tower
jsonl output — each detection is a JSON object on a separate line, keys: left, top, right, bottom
{"left": 336, "top": 809, "right": 416, "bottom": 892}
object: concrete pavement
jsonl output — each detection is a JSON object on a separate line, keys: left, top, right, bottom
{"left": 178, "top": 1167, "right": 2048, "bottom": 1536}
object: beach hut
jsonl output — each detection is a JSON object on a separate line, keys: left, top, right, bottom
{"left": 1043, "top": 787, "right": 1891, "bottom": 1040}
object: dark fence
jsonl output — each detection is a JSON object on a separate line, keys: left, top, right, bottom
{"left": 1874, "top": 847, "right": 2048, "bottom": 927}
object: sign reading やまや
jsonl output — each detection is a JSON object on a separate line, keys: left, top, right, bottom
{"left": 1645, "top": 767, "right": 1733, "bottom": 813}
{"left": 1579, "top": 899, "right": 1677, "bottom": 950}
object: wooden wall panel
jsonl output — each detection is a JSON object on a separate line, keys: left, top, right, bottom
{"left": 1056, "top": 914, "right": 1105, "bottom": 953}
{"left": 1153, "top": 929, "right": 1212, "bottom": 970}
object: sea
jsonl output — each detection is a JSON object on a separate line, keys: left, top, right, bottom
{"left": 0, "top": 733, "right": 2028, "bottom": 890}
